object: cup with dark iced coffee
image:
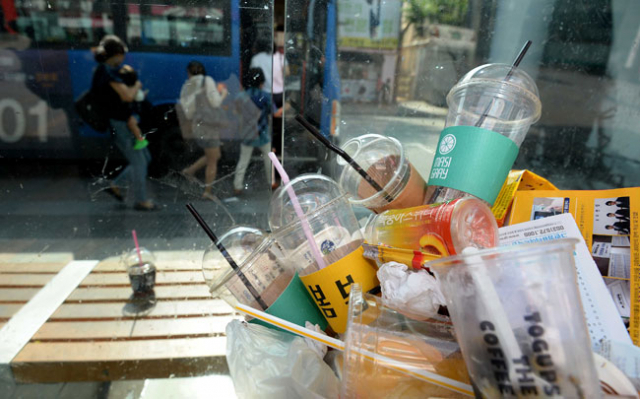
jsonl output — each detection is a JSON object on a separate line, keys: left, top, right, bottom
{"left": 338, "top": 134, "right": 429, "bottom": 214}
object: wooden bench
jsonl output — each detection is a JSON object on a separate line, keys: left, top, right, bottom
{"left": 0, "top": 252, "right": 239, "bottom": 383}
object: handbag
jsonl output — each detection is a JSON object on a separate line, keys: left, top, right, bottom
{"left": 75, "top": 89, "right": 109, "bottom": 132}
{"left": 234, "top": 91, "right": 262, "bottom": 142}
{"left": 193, "top": 77, "right": 230, "bottom": 129}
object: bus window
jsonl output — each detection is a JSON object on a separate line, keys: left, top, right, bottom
{"left": 13, "top": 0, "right": 113, "bottom": 46}
{"left": 126, "top": 0, "right": 230, "bottom": 55}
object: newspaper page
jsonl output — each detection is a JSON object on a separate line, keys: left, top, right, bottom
{"left": 499, "top": 213, "right": 631, "bottom": 347}
{"left": 508, "top": 187, "right": 640, "bottom": 345}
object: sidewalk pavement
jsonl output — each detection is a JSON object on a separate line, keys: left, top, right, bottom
{"left": 341, "top": 100, "right": 448, "bottom": 119}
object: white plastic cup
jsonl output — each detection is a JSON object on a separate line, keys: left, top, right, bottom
{"left": 430, "top": 239, "right": 601, "bottom": 398}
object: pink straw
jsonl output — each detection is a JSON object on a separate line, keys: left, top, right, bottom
{"left": 131, "top": 229, "right": 143, "bottom": 266}
{"left": 268, "top": 153, "right": 327, "bottom": 269}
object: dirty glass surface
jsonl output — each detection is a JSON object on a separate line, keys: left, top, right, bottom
{"left": 284, "top": 0, "right": 640, "bottom": 192}
{"left": 0, "top": 0, "right": 273, "bottom": 397}
{"left": 3, "top": 0, "right": 640, "bottom": 397}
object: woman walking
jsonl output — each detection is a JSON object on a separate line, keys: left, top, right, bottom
{"left": 179, "top": 61, "right": 229, "bottom": 200}
{"left": 92, "top": 35, "right": 157, "bottom": 210}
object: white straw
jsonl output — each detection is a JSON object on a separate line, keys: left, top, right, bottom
{"left": 268, "top": 152, "right": 327, "bottom": 269}
{"left": 234, "top": 304, "right": 474, "bottom": 397}
{"left": 235, "top": 303, "right": 344, "bottom": 349}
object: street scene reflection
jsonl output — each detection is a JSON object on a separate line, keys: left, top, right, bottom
{"left": 1, "top": 0, "right": 640, "bottom": 397}
{"left": 284, "top": 0, "right": 640, "bottom": 193}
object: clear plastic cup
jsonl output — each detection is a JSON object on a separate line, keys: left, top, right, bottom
{"left": 428, "top": 63, "right": 542, "bottom": 205}
{"left": 206, "top": 228, "right": 327, "bottom": 329}
{"left": 202, "top": 226, "right": 265, "bottom": 289}
{"left": 341, "top": 284, "right": 473, "bottom": 398}
{"left": 445, "top": 64, "right": 541, "bottom": 145}
{"left": 271, "top": 193, "right": 364, "bottom": 277}
{"left": 271, "top": 185, "right": 379, "bottom": 333}
{"left": 205, "top": 228, "right": 287, "bottom": 309}
{"left": 338, "top": 134, "right": 428, "bottom": 213}
{"left": 363, "top": 198, "right": 499, "bottom": 258}
{"left": 269, "top": 174, "right": 344, "bottom": 231}
{"left": 430, "top": 239, "right": 601, "bottom": 398}
{"left": 123, "top": 247, "right": 156, "bottom": 295}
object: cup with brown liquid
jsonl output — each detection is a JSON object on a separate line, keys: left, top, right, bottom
{"left": 337, "top": 134, "right": 429, "bottom": 214}
{"left": 124, "top": 247, "right": 156, "bottom": 295}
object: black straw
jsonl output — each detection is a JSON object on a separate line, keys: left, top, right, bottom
{"left": 475, "top": 40, "right": 532, "bottom": 127}
{"left": 294, "top": 115, "right": 395, "bottom": 203}
{"left": 186, "top": 203, "right": 268, "bottom": 310}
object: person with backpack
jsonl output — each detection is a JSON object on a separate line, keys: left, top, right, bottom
{"left": 90, "top": 35, "right": 157, "bottom": 211}
{"left": 179, "top": 61, "right": 229, "bottom": 201}
{"left": 232, "top": 68, "right": 283, "bottom": 196}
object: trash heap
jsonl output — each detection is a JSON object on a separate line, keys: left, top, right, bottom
{"left": 193, "top": 55, "right": 640, "bottom": 398}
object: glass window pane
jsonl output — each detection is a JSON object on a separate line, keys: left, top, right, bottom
{"left": 1, "top": 0, "right": 273, "bottom": 394}
{"left": 285, "top": 0, "right": 640, "bottom": 190}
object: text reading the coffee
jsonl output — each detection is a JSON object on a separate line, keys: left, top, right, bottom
{"left": 479, "top": 311, "right": 560, "bottom": 396}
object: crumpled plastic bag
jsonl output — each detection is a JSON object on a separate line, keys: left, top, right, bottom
{"left": 304, "top": 321, "right": 328, "bottom": 359}
{"left": 377, "top": 261, "right": 446, "bottom": 320}
{"left": 226, "top": 320, "right": 339, "bottom": 399}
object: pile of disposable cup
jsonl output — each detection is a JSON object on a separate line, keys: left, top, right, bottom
{"left": 428, "top": 63, "right": 542, "bottom": 205}
{"left": 337, "top": 134, "right": 429, "bottom": 213}
{"left": 205, "top": 226, "right": 327, "bottom": 329}
{"left": 430, "top": 239, "right": 601, "bottom": 398}
{"left": 340, "top": 284, "right": 473, "bottom": 398}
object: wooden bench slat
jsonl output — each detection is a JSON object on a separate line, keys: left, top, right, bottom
{"left": 0, "top": 274, "right": 54, "bottom": 287}
{"left": 0, "top": 288, "right": 41, "bottom": 302}
{"left": 66, "top": 285, "right": 212, "bottom": 302}
{"left": 11, "top": 337, "right": 228, "bottom": 383}
{"left": 0, "top": 263, "right": 68, "bottom": 273}
{"left": 0, "top": 304, "right": 24, "bottom": 318}
{"left": 81, "top": 271, "right": 205, "bottom": 286}
{"left": 50, "top": 299, "right": 233, "bottom": 320}
{"left": 13, "top": 336, "right": 226, "bottom": 362}
{"left": 32, "top": 316, "right": 237, "bottom": 340}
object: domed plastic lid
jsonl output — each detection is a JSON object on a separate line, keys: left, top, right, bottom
{"left": 268, "top": 174, "right": 344, "bottom": 231}
{"left": 337, "top": 134, "right": 408, "bottom": 207}
{"left": 202, "top": 226, "right": 265, "bottom": 288}
{"left": 122, "top": 247, "right": 156, "bottom": 270}
{"left": 450, "top": 198, "right": 499, "bottom": 253}
{"left": 448, "top": 63, "right": 541, "bottom": 125}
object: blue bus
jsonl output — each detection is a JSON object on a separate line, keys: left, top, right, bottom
{"left": 0, "top": 0, "right": 268, "bottom": 174}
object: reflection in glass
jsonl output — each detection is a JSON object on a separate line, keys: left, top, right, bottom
{"left": 285, "top": 0, "right": 640, "bottom": 191}
{"left": 1, "top": 0, "right": 273, "bottom": 393}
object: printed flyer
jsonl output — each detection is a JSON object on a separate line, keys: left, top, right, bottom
{"left": 508, "top": 187, "right": 640, "bottom": 345}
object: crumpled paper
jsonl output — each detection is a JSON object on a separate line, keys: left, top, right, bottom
{"left": 377, "top": 261, "right": 446, "bottom": 319}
